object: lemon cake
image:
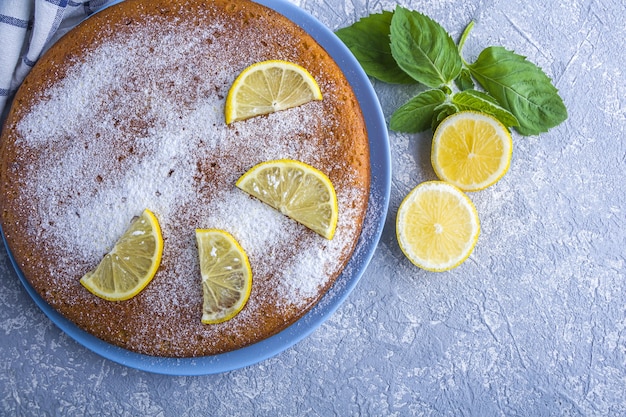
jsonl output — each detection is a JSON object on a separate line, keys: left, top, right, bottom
{"left": 0, "top": 0, "right": 370, "bottom": 357}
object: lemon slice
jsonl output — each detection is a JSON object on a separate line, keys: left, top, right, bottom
{"left": 80, "top": 209, "right": 163, "bottom": 301}
{"left": 396, "top": 181, "right": 480, "bottom": 272}
{"left": 432, "top": 111, "right": 513, "bottom": 191}
{"left": 195, "top": 229, "right": 252, "bottom": 324}
{"left": 224, "top": 60, "right": 323, "bottom": 124}
{"left": 236, "top": 159, "right": 338, "bottom": 240}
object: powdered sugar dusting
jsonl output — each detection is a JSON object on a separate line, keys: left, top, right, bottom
{"left": 5, "top": 3, "right": 369, "bottom": 356}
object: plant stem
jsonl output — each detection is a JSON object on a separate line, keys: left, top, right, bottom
{"left": 458, "top": 21, "right": 475, "bottom": 65}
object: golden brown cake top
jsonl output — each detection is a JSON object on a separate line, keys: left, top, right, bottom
{"left": 0, "top": 0, "right": 370, "bottom": 357}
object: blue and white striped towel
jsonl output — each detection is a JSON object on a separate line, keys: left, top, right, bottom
{"left": 0, "top": 0, "right": 114, "bottom": 119}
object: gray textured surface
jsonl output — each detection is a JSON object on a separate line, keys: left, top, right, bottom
{"left": 1, "top": 0, "right": 625, "bottom": 415}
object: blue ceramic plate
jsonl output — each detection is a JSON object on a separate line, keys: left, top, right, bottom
{"left": 2, "top": 0, "right": 391, "bottom": 375}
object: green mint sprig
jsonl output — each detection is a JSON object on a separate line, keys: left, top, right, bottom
{"left": 335, "top": 6, "right": 567, "bottom": 136}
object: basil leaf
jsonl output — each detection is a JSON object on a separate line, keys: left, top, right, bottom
{"left": 439, "top": 85, "right": 452, "bottom": 95}
{"left": 335, "top": 11, "right": 416, "bottom": 84}
{"left": 432, "top": 103, "right": 459, "bottom": 131}
{"left": 389, "top": 89, "right": 447, "bottom": 133}
{"left": 452, "top": 90, "right": 519, "bottom": 127}
{"left": 390, "top": 7, "right": 462, "bottom": 88}
{"left": 455, "top": 68, "right": 474, "bottom": 91}
{"left": 468, "top": 46, "right": 567, "bottom": 135}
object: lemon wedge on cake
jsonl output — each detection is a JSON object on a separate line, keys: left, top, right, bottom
{"left": 236, "top": 159, "right": 338, "bottom": 240}
{"left": 195, "top": 229, "right": 252, "bottom": 324}
{"left": 80, "top": 209, "right": 163, "bottom": 301}
{"left": 225, "top": 60, "right": 322, "bottom": 124}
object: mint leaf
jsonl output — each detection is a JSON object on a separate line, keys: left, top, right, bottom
{"left": 467, "top": 46, "right": 567, "bottom": 135}
{"left": 389, "top": 7, "right": 462, "bottom": 88}
{"left": 389, "top": 89, "right": 447, "bottom": 133}
{"left": 335, "top": 11, "right": 416, "bottom": 84}
{"left": 452, "top": 90, "right": 519, "bottom": 127}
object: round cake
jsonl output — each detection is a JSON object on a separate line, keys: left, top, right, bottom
{"left": 0, "top": 0, "right": 370, "bottom": 357}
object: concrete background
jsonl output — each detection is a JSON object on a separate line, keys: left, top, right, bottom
{"left": 1, "top": 0, "right": 625, "bottom": 415}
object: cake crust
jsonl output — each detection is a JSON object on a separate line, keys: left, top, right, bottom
{"left": 0, "top": 0, "right": 370, "bottom": 357}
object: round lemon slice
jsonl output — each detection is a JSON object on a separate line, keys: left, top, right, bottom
{"left": 396, "top": 181, "right": 480, "bottom": 272}
{"left": 224, "top": 60, "right": 323, "bottom": 124}
{"left": 80, "top": 209, "right": 163, "bottom": 301}
{"left": 236, "top": 159, "right": 338, "bottom": 240}
{"left": 432, "top": 111, "right": 513, "bottom": 191}
{"left": 195, "top": 229, "right": 252, "bottom": 324}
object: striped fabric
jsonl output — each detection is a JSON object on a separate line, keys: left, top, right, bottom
{"left": 0, "top": 0, "right": 114, "bottom": 118}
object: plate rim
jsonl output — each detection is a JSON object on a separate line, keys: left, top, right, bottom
{"left": 1, "top": 0, "right": 391, "bottom": 375}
